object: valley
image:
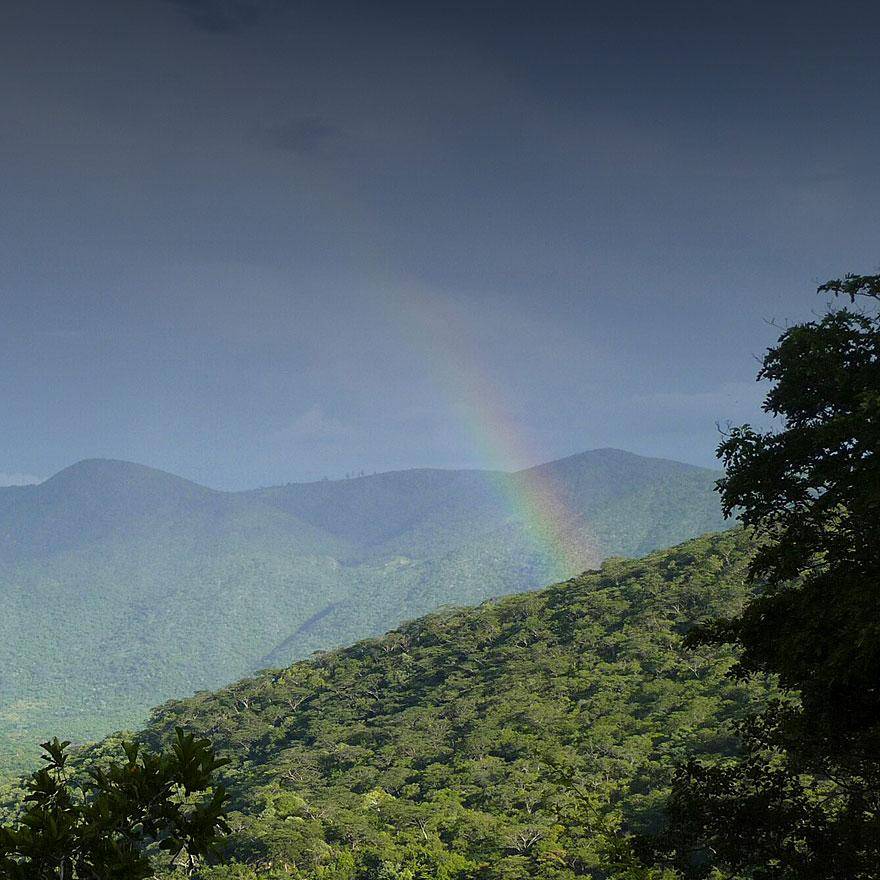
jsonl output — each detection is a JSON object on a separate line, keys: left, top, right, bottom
{"left": 0, "top": 449, "right": 726, "bottom": 770}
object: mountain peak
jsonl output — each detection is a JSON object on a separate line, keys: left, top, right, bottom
{"left": 516, "top": 447, "right": 718, "bottom": 477}
{"left": 40, "top": 458, "right": 213, "bottom": 496}
{"left": 0, "top": 446, "right": 727, "bottom": 772}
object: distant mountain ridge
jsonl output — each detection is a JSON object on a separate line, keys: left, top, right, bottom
{"left": 0, "top": 459, "right": 345, "bottom": 563}
{"left": 0, "top": 449, "right": 727, "bottom": 769}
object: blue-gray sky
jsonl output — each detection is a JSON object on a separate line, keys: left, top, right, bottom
{"left": 2, "top": 0, "right": 878, "bottom": 488}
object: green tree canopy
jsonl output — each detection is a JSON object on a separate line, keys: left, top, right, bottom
{"left": 0, "top": 729, "right": 229, "bottom": 879}
{"left": 659, "top": 273, "right": 880, "bottom": 878}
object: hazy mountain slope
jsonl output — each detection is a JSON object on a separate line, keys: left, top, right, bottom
{"left": 258, "top": 517, "right": 551, "bottom": 667}
{"left": 0, "top": 451, "right": 727, "bottom": 771}
{"left": 254, "top": 451, "right": 728, "bottom": 668}
{"left": 0, "top": 459, "right": 348, "bottom": 562}
{"left": 0, "top": 461, "right": 353, "bottom": 768}
{"left": 253, "top": 449, "right": 725, "bottom": 564}
{"left": 96, "top": 529, "right": 762, "bottom": 879}
{"left": 248, "top": 467, "right": 508, "bottom": 553}
{"left": 519, "top": 449, "right": 730, "bottom": 557}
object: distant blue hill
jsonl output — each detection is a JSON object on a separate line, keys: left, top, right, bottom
{"left": 0, "top": 449, "right": 726, "bottom": 769}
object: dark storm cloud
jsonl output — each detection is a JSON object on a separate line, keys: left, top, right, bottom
{"left": 162, "top": 0, "right": 276, "bottom": 32}
{"left": 2, "top": 0, "right": 879, "bottom": 488}
{"left": 265, "top": 116, "right": 348, "bottom": 158}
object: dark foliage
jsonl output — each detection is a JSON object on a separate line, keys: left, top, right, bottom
{"left": 58, "top": 530, "right": 757, "bottom": 879}
{"left": 658, "top": 274, "right": 880, "bottom": 878}
{"left": 0, "top": 729, "right": 229, "bottom": 879}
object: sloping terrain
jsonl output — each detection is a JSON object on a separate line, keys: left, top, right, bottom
{"left": 250, "top": 448, "right": 725, "bottom": 564}
{"left": 0, "top": 451, "right": 726, "bottom": 769}
{"left": 103, "top": 529, "right": 761, "bottom": 879}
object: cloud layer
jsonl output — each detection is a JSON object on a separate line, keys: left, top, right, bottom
{"left": 0, "top": 1, "right": 877, "bottom": 487}
{"left": 162, "top": 0, "right": 276, "bottom": 33}
{"left": 0, "top": 472, "right": 42, "bottom": 487}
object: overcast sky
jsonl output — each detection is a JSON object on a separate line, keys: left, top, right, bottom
{"left": 1, "top": 0, "right": 878, "bottom": 488}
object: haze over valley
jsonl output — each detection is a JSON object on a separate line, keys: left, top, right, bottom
{"left": 0, "top": 448, "right": 725, "bottom": 768}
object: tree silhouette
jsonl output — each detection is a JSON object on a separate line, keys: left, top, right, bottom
{"left": 658, "top": 273, "right": 880, "bottom": 878}
{"left": 0, "top": 728, "right": 229, "bottom": 879}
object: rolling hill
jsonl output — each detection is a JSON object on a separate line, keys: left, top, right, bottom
{"left": 0, "top": 450, "right": 727, "bottom": 769}
{"left": 57, "top": 528, "right": 761, "bottom": 879}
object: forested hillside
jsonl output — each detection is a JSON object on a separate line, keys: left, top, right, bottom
{"left": 0, "top": 451, "right": 726, "bottom": 770}
{"left": 61, "top": 528, "right": 761, "bottom": 879}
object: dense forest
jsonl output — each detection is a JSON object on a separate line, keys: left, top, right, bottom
{"left": 0, "top": 450, "right": 725, "bottom": 771}
{"left": 0, "top": 528, "right": 764, "bottom": 878}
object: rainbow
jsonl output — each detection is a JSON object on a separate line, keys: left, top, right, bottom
{"left": 384, "top": 281, "right": 598, "bottom": 579}
{"left": 294, "top": 169, "right": 597, "bottom": 578}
